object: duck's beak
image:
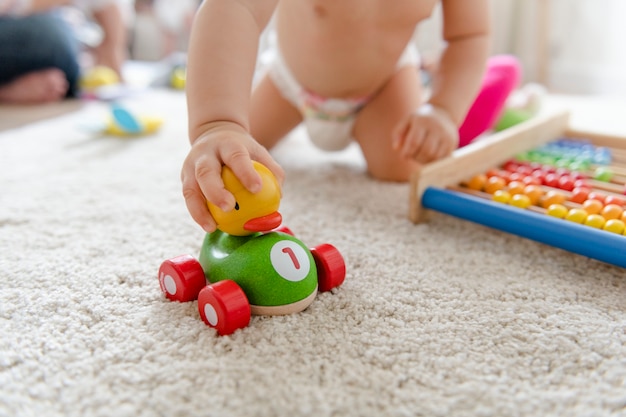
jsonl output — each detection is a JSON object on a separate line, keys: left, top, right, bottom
{"left": 244, "top": 211, "right": 283, "bottom": 232}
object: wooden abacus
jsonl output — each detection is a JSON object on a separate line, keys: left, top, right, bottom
{"left": 410, "top": 110, "right": 626, "bottom": 268}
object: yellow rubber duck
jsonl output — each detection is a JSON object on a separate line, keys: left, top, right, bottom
{"left": 207, "top": 161, "right": 282, "bottom": 236}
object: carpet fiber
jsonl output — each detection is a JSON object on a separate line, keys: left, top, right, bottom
{"left": 1, "top": 90, "right": 625, "bottom": 417}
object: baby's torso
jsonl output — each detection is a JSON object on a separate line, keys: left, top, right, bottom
{"left": 275, "top": 0, "right": 438, "bottom": 98}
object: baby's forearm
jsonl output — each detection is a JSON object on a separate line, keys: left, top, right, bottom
{"left": 427, "top": 33, "right": 490, "bottom": 126}
{"left": 186, "top": 0, "right": 278, "bottom": 143}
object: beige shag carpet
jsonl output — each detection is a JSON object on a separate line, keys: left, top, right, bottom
{"left": 1, "top": 89, "right": 625, "bottom": 417}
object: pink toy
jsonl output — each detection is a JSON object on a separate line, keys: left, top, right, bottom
{"left": 458, "top": 55, "right": 522, "bottom": 147}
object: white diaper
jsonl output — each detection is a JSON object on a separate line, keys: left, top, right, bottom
{"left": 266, "top": 39, "right": 420, "bottom": 151}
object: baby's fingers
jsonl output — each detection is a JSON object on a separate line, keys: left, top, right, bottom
{"left": 400, "top": 123, "right": 426, "bottom": 159}
{"left": 181, "top": 172, "right": 217, "bottom": 233}
{"left": 195, "top": 157, "right": 236, "bottom": 211}
{"left": 253, "top": 146, "right": 285, "bottom": 188}
{"left": 392, "top": 118, "right": 410, "bottom": 151}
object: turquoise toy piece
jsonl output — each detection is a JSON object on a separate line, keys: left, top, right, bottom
{"left": 111, "top": 102, "right": 142, "bottom": 133}
{"left": 158, "top": 162, "right": 346, "bottom": 335}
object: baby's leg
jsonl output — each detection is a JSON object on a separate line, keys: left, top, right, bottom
{"left": 353, "top": 66, "right": 423, "bottom": 182}
{"left": 249, "top": 73, "right": 303, "bottom": 149}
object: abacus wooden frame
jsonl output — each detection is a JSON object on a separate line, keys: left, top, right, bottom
{"left": 409, "top": 110, "right": 626, "bottom": 268}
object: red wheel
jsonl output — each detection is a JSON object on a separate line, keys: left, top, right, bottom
{"left": 198, "top": 280, "right": 251, "bottom": 335}
{"left": 311, "top": 243, "right": 346, "bottom": 292}
{"left": 158, "top": 255, "right": 206, "bottom": 302}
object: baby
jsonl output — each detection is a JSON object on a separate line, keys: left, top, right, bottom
{"left": 182, "top": 0, "right": 491, "bottom": 233}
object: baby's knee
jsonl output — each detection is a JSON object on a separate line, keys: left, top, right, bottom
{"left": 366, "top": 162, "right": 415, "bottom": 183}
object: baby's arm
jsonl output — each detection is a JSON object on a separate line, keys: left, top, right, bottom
{"left": 393, "top": 0, "right": 490, "bottom": 164}
{"left": 182, "top": 0, "right": 283, "bottom": 232}
{"left": 428, "top": 0, "right": 491, "bottom": 125}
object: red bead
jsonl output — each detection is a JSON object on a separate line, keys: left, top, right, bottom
{"left": 522, "top": 175, "right": 541, "bottom": 186}
{"left": 557, "top": 175, "right": 575, "bottom": 191}
{"left": 573, "top": 179, "right": 588, "bottom": 189}
{"left": 503, "top": 160, "right": 519, "bottom": 172}
{"left": 516, "top": 165, "right": 533, "bottom": 176}
{"left": 542, "top": 165, "right": 557, "bottom": 174}
{"left": 555, "top": 167, "right": 570, "bottom": 177}
{"left": 570, "top": 187, "right": 591, "bottom": 204}
{"left": 588, "top": 192, "right": 607, "bottom": 204}
{"left": 544, "top": 173, "right": 560, "bottom": 188}
{"left": 604, "top": 195, "right": 625, "bottom": 207}
{"left": 486, "top": 168, "right": 502, "bottom": 178}
{"left": 507, "top": 172, "right": 525, "bottom": 183}
{"left": 531, "top": 170, "right": 546, "bottom": 183}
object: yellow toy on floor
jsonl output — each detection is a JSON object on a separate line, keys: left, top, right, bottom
{"left": 80, "top": 66, "right": 120, "bottom": 92}
{"left": 104, "top": 103, "right": 163, "bottom": 137}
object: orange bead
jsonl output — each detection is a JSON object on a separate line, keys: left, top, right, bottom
{"left": 541, "top": 190, "right": 567, "bottom": 209}
{"left": 601, "top": 203, "right": 624, "bottom": 220}
{"left": 466, "top": 174, "right": 487, "bottom": 191}
{"left": 523, "top": 185, "right": 544, "bottom": 205}
{"left": 582, "top": 199, "right": 604, "bottom": 215}
{"left": 484, "top": 176, "right": 507, "bottom": 194}
{"left": 507, "top": 180, "right": 526, "bottom": 195}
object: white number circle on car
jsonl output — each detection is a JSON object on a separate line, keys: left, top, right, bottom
{"left": 270, "top": 240, "right": 311, "bottom": 282}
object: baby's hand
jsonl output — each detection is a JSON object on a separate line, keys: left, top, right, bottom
{"left": 181, "top": 122, "right": 284, "bottom": 232}
{"left": 392, "top": 104, "right": 459, "bottom": 164}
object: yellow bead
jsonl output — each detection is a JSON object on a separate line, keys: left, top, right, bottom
{"left": 584, "top": 214, "right": 606, "bottom": 229}
{"left": 547, "top": 204, "right": 568, "bottom": 219}
{"left": 510, "top": 194, "right": 531, "bottom": 209}
{"left": 492, "top": 190, "right": 511, "bottom": 204}
{"left": 565, "top": 208, "right": 588, "bottom": 224}
{"left": 603, "top": 219, "right": 625, "bottom": 234}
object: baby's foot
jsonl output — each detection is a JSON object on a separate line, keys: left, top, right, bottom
{"left": 0, "top": 68, "right": 69, "bottom": 104}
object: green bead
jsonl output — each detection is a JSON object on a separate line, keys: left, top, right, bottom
{"left": 594, "top": 167, "right": 613, "bottom": 182}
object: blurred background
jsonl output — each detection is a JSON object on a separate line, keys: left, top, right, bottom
{"left": 109, "top": 0, "right": 625, "bottom": 97}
